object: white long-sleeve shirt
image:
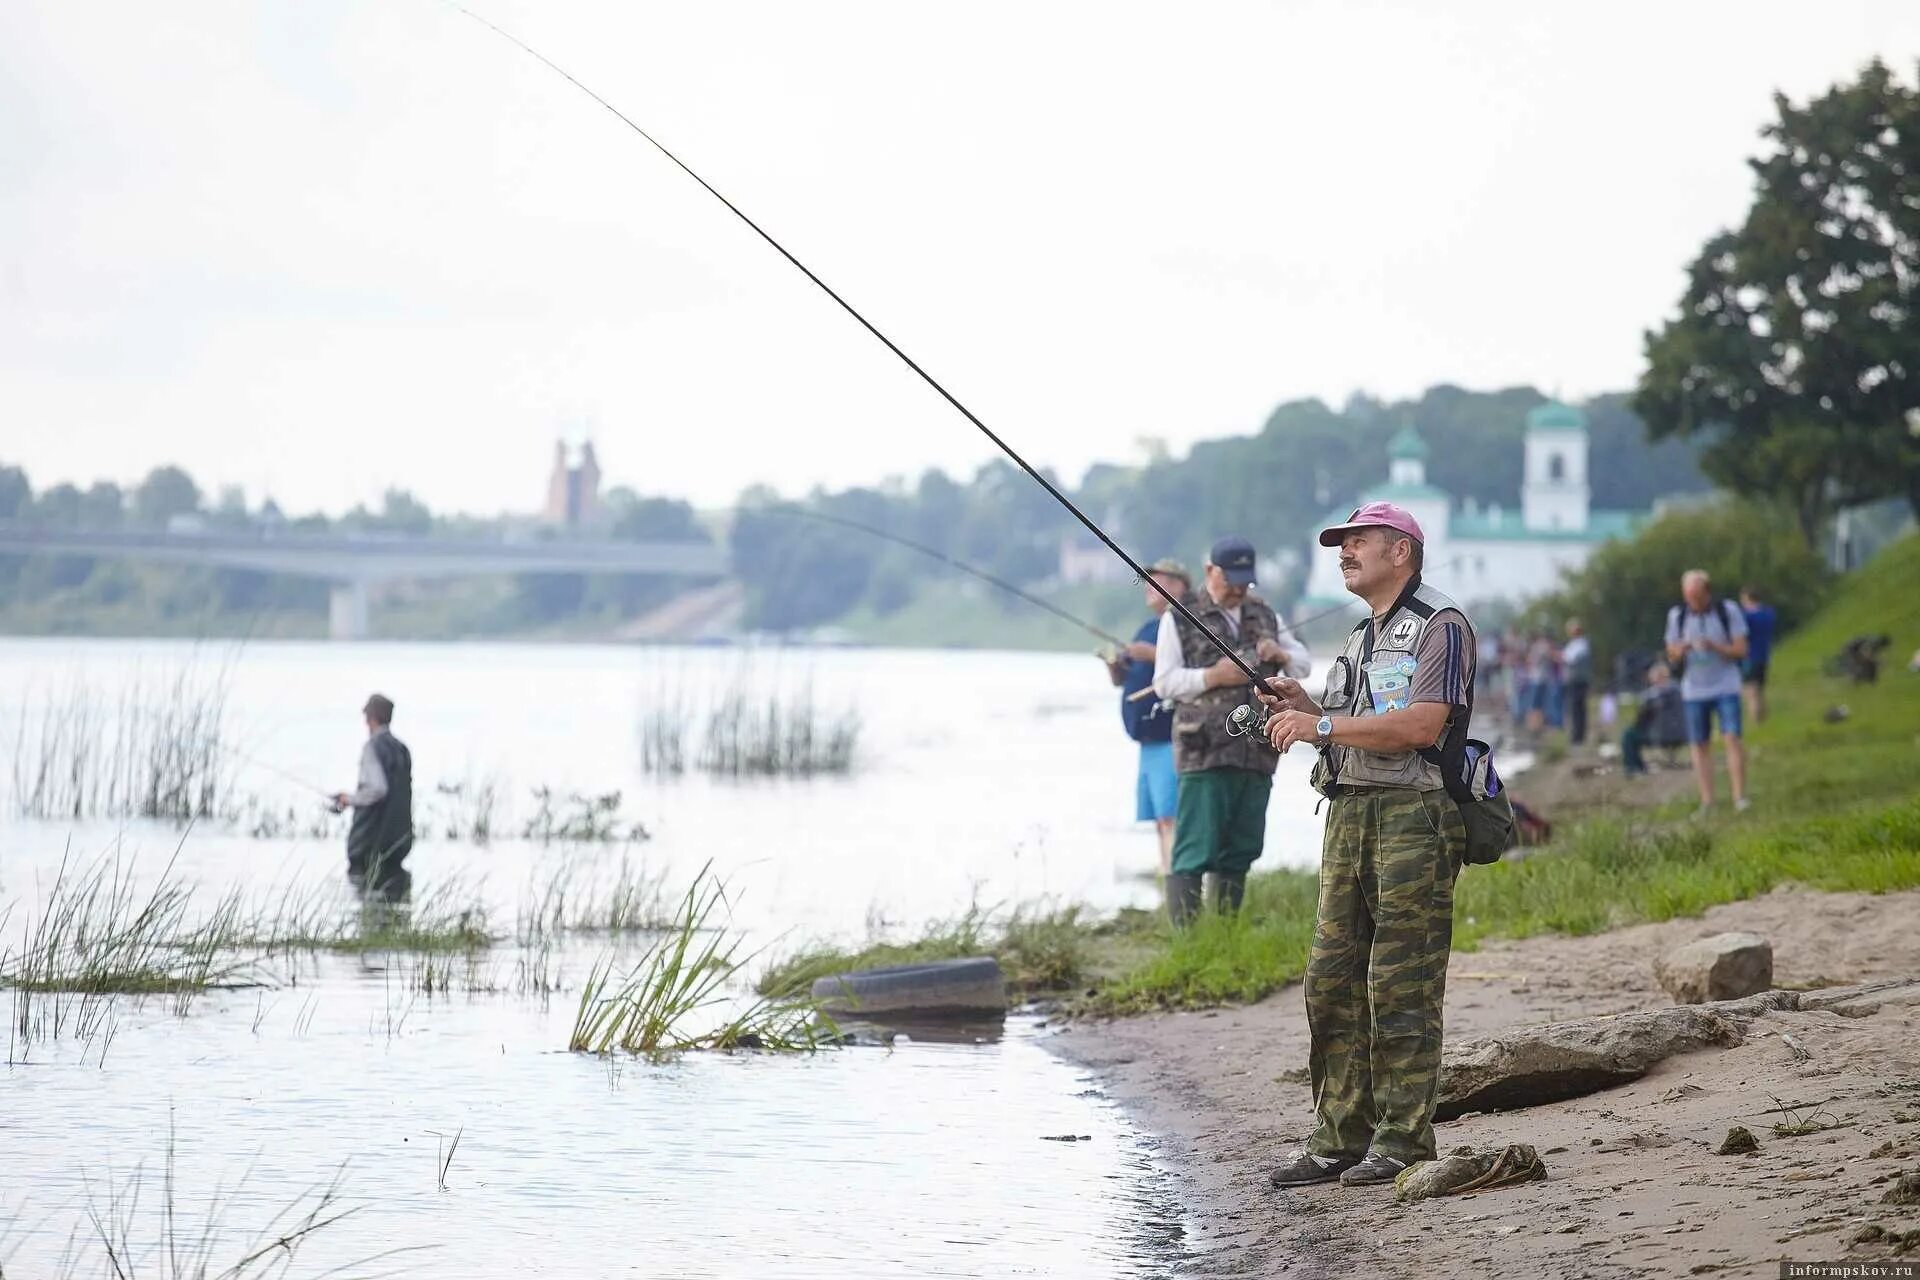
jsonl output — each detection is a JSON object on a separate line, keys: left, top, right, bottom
{"left": 1152, "top": 601, "right": 1311, "bottom": 703}
{"left": 344, "top": 729, "right": 391, "bottom": 807}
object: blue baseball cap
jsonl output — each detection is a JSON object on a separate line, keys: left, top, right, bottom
{"left": 1209, "top": 537, "right": 1257, "bottom": 586}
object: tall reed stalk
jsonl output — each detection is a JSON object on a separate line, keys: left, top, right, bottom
{"left": 10, "top": 658, "right": 235, "bottom": 823}
{"left": 567, "top": 868, "right": 835, "bottom": 1056}
{"left": 637, "top": 664, "right": 860, "bottom": 779}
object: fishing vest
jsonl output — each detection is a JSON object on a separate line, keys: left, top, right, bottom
{"left": 346, "top": 730, "right": 414, "bottom": 881}
{"left": 1315, "top": 578, "right": 1470, "bottom": 793}
{"left": 1171, "top": 591, "right": 1283, "bottom": 776}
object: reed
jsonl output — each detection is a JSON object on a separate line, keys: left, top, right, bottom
{"left": 637, "top": 666, "right": 860, "bottom": 779}
{"left": 567, "top": 868, "right": 835, "bottom": 1056}
{"left": 9, "top": 659, "right": 235, "bottom": 824}
{"left": 520, "top": 786, "right": 649, "bottom": 843}
{"left": 58, "top": 1123, "right": 411, "bottom": 1280}
{"left": 697, "top": 678, "right": 859, "bottom": 778}
{"left": 0, "top": 850, "right": 251, "bottom": 1034}
{"left": 516, "top": 853, "right": 667, "bottom": 944}
{"left": 430, "top": 774, "right": 503, "bottom": 844}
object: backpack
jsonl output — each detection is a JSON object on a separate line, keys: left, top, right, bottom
{"left": 1666, "top": 598, "right": 1741, "bottom": 677}
{"left": 1422, "top": 711, "right": 1517, "bottom": 866}
{"left": 1399, "top": 613, "right": 1515, "bottom": 866}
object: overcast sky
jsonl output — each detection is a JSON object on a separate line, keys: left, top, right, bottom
{"left": 4, "top": 2, "right": 1917, "bottom": 517}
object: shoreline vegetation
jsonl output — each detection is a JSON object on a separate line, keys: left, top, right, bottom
{"left": 763, "top": 534, "right": 1920, "bottom": 1016}
{"left": 5, "top": 536, "right": 1914, "bottom": 1054}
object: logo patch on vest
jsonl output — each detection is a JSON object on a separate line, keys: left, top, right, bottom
{"left": 1388, "top": 617, "right": 1419, "bottom": 646}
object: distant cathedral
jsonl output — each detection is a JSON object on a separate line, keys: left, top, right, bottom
{"left": 1302, "top": 402, "right": 1649, "bottom": 608}
{"left": 544, "top": 440, "right": 602, "bottom": 528}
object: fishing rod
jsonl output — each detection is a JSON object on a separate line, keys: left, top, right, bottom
{"left": 216, "top": 738, "right": 336, "bottom": 801}
{"left": 448, "top": 6, "right": 1271, "bottom": 690}
{"left": 755, "top": 503, "right": 1127, "bottom": 649}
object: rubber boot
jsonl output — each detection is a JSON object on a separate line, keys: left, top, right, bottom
{"left": 1165, "top": 874, "right": 1204, "bottom": 929}
{"left": 1209, "top": 871, "right": 1248, "bottom": 915}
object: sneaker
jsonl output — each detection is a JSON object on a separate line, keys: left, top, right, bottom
{"left": 1339, "top": 1152, "right": 1409, "bottom": 1186}
{"left": 1734, "top": 796, "right": 1753, "bottom": 813}
{"left": 1267, "top": 1150, "right": 1358, "bottom": 1187}
{"left": 1691, "top": 804, "right": 1713, "bottom": 821}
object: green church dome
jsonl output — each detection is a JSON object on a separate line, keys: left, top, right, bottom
{"left": 1526, "top": 401, "right": 1587, "bottom": 432}
{"left": 1388, "top": 425, "right": 1430, "bottom": 460}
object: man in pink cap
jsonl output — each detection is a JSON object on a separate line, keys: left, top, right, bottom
{"left": 1258, "top": 501, "right": 1479, "bottom": 1189}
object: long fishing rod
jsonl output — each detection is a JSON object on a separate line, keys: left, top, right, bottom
{"left": 216, "top": 739, "right": 336, "bottom": 801}
{"left": 449, "top": 6, "right": 1270, "bottom": 689}
{"left": 756, "top": 503, "right": 1127, "bottom": 648}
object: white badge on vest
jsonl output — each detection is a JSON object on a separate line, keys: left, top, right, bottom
{"left": 1363, "top": 654, "right": 1415, "bottom": 714}
{"left": 1387, "top": 616, "right": 1419, "bottom": 647}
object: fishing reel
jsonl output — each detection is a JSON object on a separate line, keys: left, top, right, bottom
{"left": 1225, "top": 702, "right": 1275, "bottom": 746}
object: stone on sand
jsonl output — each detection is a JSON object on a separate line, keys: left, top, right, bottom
{"left": 1653, "top": 932, "right": 1773, "bottom": 1004}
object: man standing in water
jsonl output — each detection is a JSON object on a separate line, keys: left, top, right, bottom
{"left": 332, "top": 693, "right": 414, "bottom": 895}
{"left": 1151, "top": 537, "right": 1309, "bottom": 925}
{"left": 1104, "top": 557, "right": 1191, "bottom": 896}
{"left": 1257, "top": 502, "right": 1475, "bottom": 1188}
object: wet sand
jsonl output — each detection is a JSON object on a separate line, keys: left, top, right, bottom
{"left": 1050, "top": 885, "right": 1920, "bottom": 1278}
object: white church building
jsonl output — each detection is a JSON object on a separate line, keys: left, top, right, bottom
{"left": 1301, "top": 402, "right": 1647, "bottom": 609}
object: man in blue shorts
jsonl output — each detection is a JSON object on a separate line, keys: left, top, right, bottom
{"left": 1107, "top": 558, "right": 1189, "bottom": 894}
{"left": 1665, "top": 569, "right": 1751, "bottom": 815}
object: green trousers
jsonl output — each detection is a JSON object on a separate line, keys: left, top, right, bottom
{"left": 1170, "top": 767, "right": 1271, "bottom": 876}
{"left": 1306, "top": 786, "right": 1463, "bottom": 1164}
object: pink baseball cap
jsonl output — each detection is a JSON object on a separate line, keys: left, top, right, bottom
{"left": 1318, "top": 501, "right": 1426, "bottom": 547}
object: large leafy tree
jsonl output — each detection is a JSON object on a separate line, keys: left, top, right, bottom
{"left": 1636, "top": 59, "right": 1920, "bottom": 545}
{"left": 132, "top": 465, "right": 203, "bottom": 528}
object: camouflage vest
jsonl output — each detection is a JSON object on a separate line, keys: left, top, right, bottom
{"left": 1171, "top": 591, "right": 1282, "bottom": 776}
{"left": 1316, "top": 579, "right": 1471, "bottom": 792}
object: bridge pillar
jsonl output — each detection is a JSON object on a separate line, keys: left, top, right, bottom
{"left": 328, "top": 581, "right": 370, "bottom": 641}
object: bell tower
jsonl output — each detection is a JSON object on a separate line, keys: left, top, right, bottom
{"left": 1521, "top": 402, "right": 1590, "bottom": 532}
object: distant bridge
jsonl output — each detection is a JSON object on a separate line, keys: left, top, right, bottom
{"left": 0, "top": 525, "right": 729, "bottom": 639}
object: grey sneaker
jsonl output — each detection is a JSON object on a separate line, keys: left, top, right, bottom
{"left": 1339, "top": 1152, "right": 1409, "bottom": 1186}
{"left": 1734, "top": 796, "right": 1753, "bottom": 813}
{"left": 1267, "top": 1150, "right": 1358, "bottom": 1187}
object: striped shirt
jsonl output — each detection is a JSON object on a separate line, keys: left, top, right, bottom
{"left": 1404, "top": 615, "right": 1474, "bottom": 710}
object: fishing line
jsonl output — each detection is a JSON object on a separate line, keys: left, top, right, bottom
{"left": 216, "top": 738, "right": 335, "bottom": 800}
{"left": 447, "top": 5, "right": 1269, "bottom": 687}
{"left": 755, "top": 504, "right": 1127, "bottom": 648}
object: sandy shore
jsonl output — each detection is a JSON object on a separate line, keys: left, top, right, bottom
{"left": 1049, "top": 885, "right": 1920, "bottom": 1278}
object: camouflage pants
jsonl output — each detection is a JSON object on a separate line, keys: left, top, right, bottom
{"left": 1306, "top": 786, "right": 1463, "bottom": 1164}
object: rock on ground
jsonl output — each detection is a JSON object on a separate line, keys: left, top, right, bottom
{"left": 1653, "top": 931, "right": 1774, "bottom": 1004}
{"left": 1434, "top": 1001, "right": 1764, "bottom": 1121}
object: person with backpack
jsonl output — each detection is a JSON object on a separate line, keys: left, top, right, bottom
{"left": 1104, "top": 557, "right": 1191, "bottom": 899}
{"left": 1255, "top": 501, "right": 1482, "bottom": 1190}
{"left": 1664, "top": 569, "right": 1751, "bottom": 815}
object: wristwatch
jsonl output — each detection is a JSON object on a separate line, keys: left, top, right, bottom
{"left": 1316, "top": 714, "right": 1333, "bottom": 745}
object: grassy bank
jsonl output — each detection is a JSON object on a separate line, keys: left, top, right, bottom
{"left": 777, "top": 535, "right": 1920, "bottom": 1013}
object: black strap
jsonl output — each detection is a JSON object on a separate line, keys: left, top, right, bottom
{"left": 1358, "top": 573, "right": 1425, "bottom": 666}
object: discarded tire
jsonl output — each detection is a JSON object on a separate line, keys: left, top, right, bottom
{"left": 810, "top": 956, "right": 1005, "bottom": 1018}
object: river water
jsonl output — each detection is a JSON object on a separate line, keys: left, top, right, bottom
{"left": 0, "top": 638, "right": 1327, "bottom": 1277}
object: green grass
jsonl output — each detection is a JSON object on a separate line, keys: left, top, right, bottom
{"left": 1083, "top": 533, "right": 1920, "bottom": 1012}
{"left": 756, "top": 901, "right": 1139, "bottom": 1000}
{"left": 570, "top": 867, "right": 835, "bottom": 1056}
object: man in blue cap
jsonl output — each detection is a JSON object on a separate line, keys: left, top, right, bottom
{"left": 1151, "top": 537, "right": 1309, "bottom": 924}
